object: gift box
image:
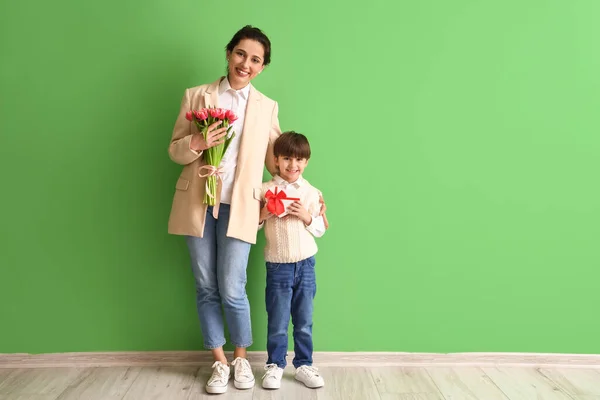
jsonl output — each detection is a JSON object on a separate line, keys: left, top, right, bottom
{"left": 265, "top": 185, "right": 301, "bottom": 218}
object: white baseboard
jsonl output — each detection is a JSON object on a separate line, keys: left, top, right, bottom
{"left": 1, "top": 351, "right": 600, "bottom": 369}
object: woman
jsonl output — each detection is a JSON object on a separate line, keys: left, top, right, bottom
{"left": 167, "top": 26, "right": 326, "bottom": 394}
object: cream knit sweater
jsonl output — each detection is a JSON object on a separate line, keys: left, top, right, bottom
{"left": 260, "top": 176, "right": 325, "bottom": 263}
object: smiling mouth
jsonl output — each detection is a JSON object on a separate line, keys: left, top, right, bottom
{"left": 236, "top": 68, "right": 249, "bottom": 76}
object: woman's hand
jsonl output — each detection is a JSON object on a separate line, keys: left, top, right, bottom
{"left": 190, "top": 120, "right": 229, "bottom": 151}
{"left": 288, "top": 201, "right": 312, "bottom": 226}
{"left": 259, "top": 203, "right": 273, "bottom": 224}
{"left": 319, "top": 195, "right": 329, "bottom": 229}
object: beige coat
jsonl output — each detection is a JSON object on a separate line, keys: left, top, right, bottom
{"left": 167, "top": 77, "right": 281, "bottom": 244}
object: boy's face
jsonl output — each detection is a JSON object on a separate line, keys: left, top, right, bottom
{"left": 275, "top": 155, "right": 309, "bottom": 183}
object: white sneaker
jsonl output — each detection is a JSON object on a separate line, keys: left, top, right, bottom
{"left": 295, "top": 365, "right": 325, "bottom": 388}
{"left": 231, "top": 357, "right": 255, "bottom": 389}
{"left": 206, "top": 361, "right": 230, "bottom": 394}
{"left": 262, "top": 364, "right": 284, "bottom": 389}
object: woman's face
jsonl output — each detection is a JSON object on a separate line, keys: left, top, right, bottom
{"left": 227, "top": 38, "right": 265, "bottom": 90}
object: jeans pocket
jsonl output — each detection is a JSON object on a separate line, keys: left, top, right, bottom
{"left": 266, "top": 262, "right": 281, "bottom": 272}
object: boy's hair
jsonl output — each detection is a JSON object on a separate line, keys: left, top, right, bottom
{"left": 273, "top": 131, "right": 311, "bottom": 159}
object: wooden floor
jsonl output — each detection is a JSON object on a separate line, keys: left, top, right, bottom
{"left": 1, "top": 365, "right": 600, "bottom": 399}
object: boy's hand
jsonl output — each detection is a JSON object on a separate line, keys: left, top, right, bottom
{"left": 288, "top": 201, "right": 312, "bottom": 226}
{"left": 259, "top": 203, "right": 273, "bottom": 224}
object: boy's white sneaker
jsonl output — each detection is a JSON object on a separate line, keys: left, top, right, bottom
{"left": 262, "top": 364, "right": 284, "bottom": 389}
{"left": 206, "top": 361, "right": 230, "bottom": 394}
{"left": 231, "top": 357, "right": 255, "bottom": 389}
{"left": 295, "top": 365, "right": 325, "bottom": 388}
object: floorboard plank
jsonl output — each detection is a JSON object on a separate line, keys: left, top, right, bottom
{"left": 426, "top": 367, "right": 509, "bottom": 399}
{"left": 120, "top": 366, "right": 198, "bottom": 400}
{"left": 538, "top": 368, "right": 600, "bottom": 399}
{"left": 482, "top": 367, "right": 574, "bottom": 400}
{"left": 371, "top": 367, "right": 444, "bottom": 399}
{"left": 55, "top": 367, "right": 141, "bottom": 400}
{"left": 0, "top": 368, "right": 85, "bottom": 400}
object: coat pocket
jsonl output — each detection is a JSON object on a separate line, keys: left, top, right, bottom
{"left": 176, "top": 178, "right": 190, "bottom": 191}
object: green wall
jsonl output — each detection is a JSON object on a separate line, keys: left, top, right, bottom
{"left": 1, "top": 0, "right": 599, "bottom": 354}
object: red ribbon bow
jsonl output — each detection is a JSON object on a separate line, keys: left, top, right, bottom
{"left": 265, "top": 187, "right": 300, "bottom": 216}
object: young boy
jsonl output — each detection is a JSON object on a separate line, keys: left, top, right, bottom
{"left": 258, "top": 131, "right": 326, "bottom": 389}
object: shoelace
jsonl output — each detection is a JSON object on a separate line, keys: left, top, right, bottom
{"left": 208, "top": 361, "right": 229, "bottom": 385}
{"left": 231, "top": 357, "right": 253, "bottom": 378}
{"left": 262, "top": 363, "right": 280, "bottom": 379}
{"left": 299, "top": 365, "right": 320, "bottom": 378}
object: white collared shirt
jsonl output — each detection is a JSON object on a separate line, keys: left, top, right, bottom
{"left": 217, "top": 77, "right": 250, "bottom": 204}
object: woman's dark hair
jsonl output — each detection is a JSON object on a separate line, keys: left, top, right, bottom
{"left": 226, "top": 25, "right": 272, "bottom": 66}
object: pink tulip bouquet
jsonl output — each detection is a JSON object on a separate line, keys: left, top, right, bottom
{"left": 185, "top": 107, "right": 238, "bottom": 206}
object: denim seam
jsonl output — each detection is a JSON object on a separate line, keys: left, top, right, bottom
{"left": 293, "top": 362, "right": 313, "bottom": 368}
{"left": 231, "top": 341, "right": 253, "bottom": 348}
{"left": 204, "top": 340, "right": 227, "bottom": 350}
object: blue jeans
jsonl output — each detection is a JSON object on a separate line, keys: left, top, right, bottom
{"left": 185, "top": 204, "right": 252, "bottom": 349}
{"left": 265, "top": 256, "right": 317, "bottom": 368}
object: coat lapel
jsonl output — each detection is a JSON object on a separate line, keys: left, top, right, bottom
{"left": 204, "top": 77, "right": 222, "bottom": 108}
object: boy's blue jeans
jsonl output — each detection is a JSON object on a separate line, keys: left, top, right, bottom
{"left": 265, "top": 256, "right": 317, "bottom": 369}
